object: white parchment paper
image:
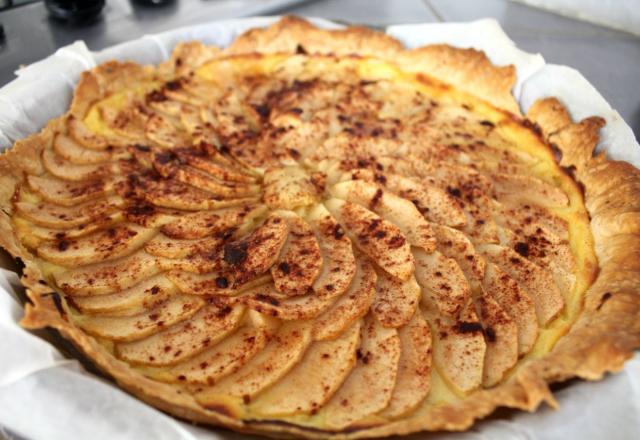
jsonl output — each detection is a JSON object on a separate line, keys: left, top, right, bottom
{"left": 0, "top": 17, "right": 638, "bottom": 440}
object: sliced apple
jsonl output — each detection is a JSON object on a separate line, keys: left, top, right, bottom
{"left": 250, "top": 320, "right": 360, "bottom": 416}
{"left": 331, "top": 180, "right": 436, "bottom": 252}
{"left": 145, "top": 113, "right": 191, "bottom": 148}
{"left": 271, "top": 215, "right": 322, "bottom": 296}
{"left": 152, "top": 152, "right": 260, "bottom": 198}
{"left": 428, "top": 305, "right": 486, "bottom": 394}
{"left": 413, "top": 248, "right": 470, "bottom": 318}
{"left": 68, "top": 116, "right": 123, "bottom": 151}
{"left": 196, "top": 321, "right": 312, "bottom": 401}
{"left": 71, "top": 274, "right": 177, "bottom": 315}
{"left": 74, "top": 294, "right": 204, "bottom": 342}
{"left": 223, "top": 215, "right": 289, "bottom": 285}
{"left": 499, "top": 202, "right": 570, "bottom": 242}
{"left": 238, "top": 284, "right": 335, "bottom": 320}
{"left": 53, "top": 134, "right": 121, "bottom": 164}
{"left": 42, "top": 147, "right": 113, "bottom": 182}
{"left": 27, "top": 212, "right": 121, "bottom": 241}
{"left": 153, "top": 311, "right": 271, "bottom": 384}
{"left": 306, "top": 204, "right": 356, "bottom": 299}
{"left": 115, "top": 303, "right": 245, "bottom": 366}
{"left": 145, "top": 234, "right": 224, "bottom": 259}
{"left": 380, "top": 311, "right": 432, "bottom": 418}
{"left": 324, "top": 198, "right": 414, "bottom": 281}
{"left": 101, "top": 105, "right": 147, "bottom": 141}
{"left": 56, "top": 251, "right": 159, "bottom": 296}
{"left": 161, "top": 205, "right": 265, "bottom": 239}
{"left": 14, "top": 197, "right": 119, "bottom": 229}
{"left": 27, "top": 175, "right": 111, "bottom": 206}
{"left": 371, "top": 270, "right": 420, "bottom": 328}
{"left": 130, "top": 174, "right": 255, "bottom": 211}
{"left": 483, "top": 262, "right": 538, "bottom": 355}
{"left": 176, "top": 149, "right": 256, "bottom": 184}
{"left": 156, "top": 252, "right": 222, "bottom": 274}
{"left": 432, "top": 223, "right": 486, "bottom": 284}
{"left": 38, "top": 223, "right": 156, "bottom": 267}
{"left": 477, "top": 244, "right": 564, "bottom": 325}
{"left": 147, "top": 98, "right": 187, "bottom": 118}
{"left": 263, "top": 166, "right": 320, "bottom": 210}
{"left": 318, "top": 316, "right": 400, "bottom": 430}
{"left": 312, "top": 258, "right": 376, "bottom": 340}
{"left": 475, "top": 292, "right": 518, "bottom": 387}
{"left": 166, "top": 271, "right": 270, "bottom": 296}
{"left": 491, "top": 173, "right": 569, "bottom": 208}
{"left": 384, "top": 173, "right": 467, "bottom": 228}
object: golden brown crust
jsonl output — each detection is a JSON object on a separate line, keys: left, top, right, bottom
{"left": 226, "top": 16, "right": 520, "bottom": 116}
{"left": 397, "top": 46, "right": 521, "bottom": 116}
{"left": 226, "top": 16, "right": 403, "bottom": 59}
{"left": 0, "top": 16, "right": 639, "bottom": 440}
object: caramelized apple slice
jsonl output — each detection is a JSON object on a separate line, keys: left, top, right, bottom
{"left": 56, "top": 251, "right": 159, "bottom": 296}
{"left": 312, "top": 258, "right": 376, "bottom": 340}
{"left": 42, "top": 148, "right": 113, "bottom": 181}
{"left": 145, "top": 113, "right": 191, "bottom": 148}
{"left": 115, "top": 304, "right": 245, "bottom": 366}
{"left": 161, "top": 205, "right": 264, "bottom": 239}
{"left": 475, "top": 293, "right": 518, "bottom": 387}
{"left": 263, "top": 166, "right": 320, "bottom": 210}
{"left": 53, "top": 134, "right": 120, "bottom": 164}
{"left": 154, "top": 311, "right": 271, "bottom": 384}
{"left": 167, "top": 271, "right": 271, "bottom": 296}
{"left": 432, "top": 224, "right": 486, "bottom": 284}
{"left": 222, "top": 214, "right": 289, "bottom": 285}
{"left": 331, "top": 180, "right": 436, "bottom": 252}
{"left": 26, "top": 212, "right": 121, "bottom": 241}
{"left": 272, "top": 215, "right": 322, "bottom": 296}
{"left": 318, "top": 316, "right": 400, "bottom": 429}
{"left": 71, "top": 275, "right": 177, "bottom": 315}
{"left": 371, "top": 270, "right": 420, "bottom": 328}
{"left": 385, "top": 174, "right": 467, "bottom": 228}
{"left": 306, "top": 204, "right": 356, "bottom": 299}
{"left": 483, "top": 263, "right": 538, "bottom": 355}
{"left": 28, "top": 175, "right": 111, "bottom": 206}
{"left": 491, "top": 173, "right": 569, "bottom": 208}
{"left": 238, "top": 284, "right": 335, "bottom": 320}
{"left": 145, "top": 234, "right": 224, "bottom": 259}
{"left": 250, "top": 320, "right": 360, "bottom": 416}
{"left": 478, "top": 244, "right": 564, "bottom": 325}
{"left": 132, "top": 175, "right": 257, "bottom": 211}
{"left": 196, "top": 321, "right": 312, "bottom": 400}
{"left": 176, "top": 148, "right": 257, "bottom": 184}
{"left": 14, "top": 198, "right": 119, "bottom": 229}
{"left": 68, "top": 116, "right": 123, "bottom": 151}
{"left": 413, "top": 249, "right": 470, "bottom": 318}
{"left": 38, "top": 224, "right": 156, "bottom": 267}
{"left": 74, "top": 295, "right": 204, "bottom": 342}
{"left": 429, "top": 305, "right": 486, "bottom": 394}
{"left": 101, "top": 105, "right": 147, "bottom": 141}
{"left": 324, "top": 198, "right": 414, "bottom": 281}
{"left": 381, "top": 311, "right": 432, "bottom": 418}
{"left": 156, "top": 252, "right": 222, "bottom": 274}
{"left": 152, "top": 152, "right": 260, "bottom": 198}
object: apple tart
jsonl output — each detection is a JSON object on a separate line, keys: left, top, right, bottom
{"left": 1, "top": 16, "right": 639, "bottom": 438}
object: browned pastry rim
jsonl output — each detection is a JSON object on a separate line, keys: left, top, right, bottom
{"left": 0, "top": 16, "right": 638, "bottom": 439}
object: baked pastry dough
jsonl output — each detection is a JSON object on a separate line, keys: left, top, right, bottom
{"left": 1, "top": 16, "right": 639, "bottom": 438}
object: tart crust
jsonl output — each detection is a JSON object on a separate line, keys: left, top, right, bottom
{"left": 0, "top": 16, "right": 638, "bottom": 439}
